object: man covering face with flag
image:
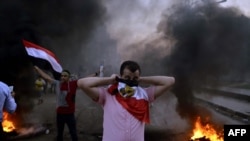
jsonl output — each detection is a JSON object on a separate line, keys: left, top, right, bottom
{"left": 77, "top": 60, "right": 175, "bottom": 141}
{"left": 108, "top": 77, "right": 150, "bottom": 123}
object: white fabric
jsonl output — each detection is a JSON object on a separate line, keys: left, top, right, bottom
{"left": 117, "top": 82, "right": 148, "bottom": 100}
{"left": 25, "top": 47, "right": 62, "bottom": 73}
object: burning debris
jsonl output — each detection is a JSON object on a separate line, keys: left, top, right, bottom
{"left": 3, "top": 112, "right": 16, "bottom": 133}
{"left": 5, "top": 124, "right": 48, "bottom": 140}
{"left": 190, "top": 136, "right": 210, "bottom": 141}
{"left": 3, "top": 111, "right": 49, "bottom": 140}
{"left": 189, "top": 117, "right": 223, "bottom": 141}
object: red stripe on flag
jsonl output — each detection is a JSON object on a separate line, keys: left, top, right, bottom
{"left": 22, "top": 40, "right": 60, "bottom": 63}
{"left": 23, "top": 39, "right": 62, "bottom": 73}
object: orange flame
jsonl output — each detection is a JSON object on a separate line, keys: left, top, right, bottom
{"left": 2, "top": 112, "right": 16, "bottom": 132}
{"left": 190, "top": 117, "right": 223, "bottom": 141}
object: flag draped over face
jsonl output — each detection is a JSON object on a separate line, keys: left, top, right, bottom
{"left": 22, "top": 39, "right": 62, "bottom": 79}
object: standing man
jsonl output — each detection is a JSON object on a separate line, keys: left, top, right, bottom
{"left": 77, "top": 60, "right": 175, "bottom": 141}
{"left": 34, "top": 66, "right": 79, "bottom": 141}
{"left": 34, "top": 66, "right": 97, "bottom": 141}
{"left": 34, "top": 75, "right": 46, "bottom": 104}
{"left": 0, "top": 81, "right": 17, "bottom": 141}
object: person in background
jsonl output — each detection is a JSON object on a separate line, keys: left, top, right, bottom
{"left": 34, "top": 66, "right": 97, "bottom": 141}
{"left": 35, "top": 75, "right": 46, "bottom": 104}
{"left": 0, "top": 81, "right": 17, "bottom": 141}
{"left": 77, "top": 60, "right": 175, "bottom": 141}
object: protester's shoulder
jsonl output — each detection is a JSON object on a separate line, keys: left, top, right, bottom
{"left": 0, "top": 81, "right": 9, "bottom": 89}
{"left": 142, "top": 86, "right": 155, "bottom": 102}
{"left": 142, "top": 85, "right": 155, "bottom": 89}
{"left": 143, "top": 86, "right": 155, "bottom": 94}
{"left": 70, "top": 80, "right": 78, "bottom": 85}
{"left": 71, "top": 79, "right": 78, "bottom": 83}
{"left": 0, "top": 81, "right": 10, "bottom": 95}
{"left": 101, "top": 86, "right": 108, "bottom": 90}
{"left": 99, "top": 86, "right": 109, "bottom": 95}
{"left": 0, "top": 81, "right": 7, "bottom": 87}
{"left": 96, "top": 87, "right": 109, "bottom": 104}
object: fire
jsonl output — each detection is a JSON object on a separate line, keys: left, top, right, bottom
{"left": 190, "top": 117, "right": 223, "bottom": 141}
{"left": 2, "top": 112, "right": 16, "bottom": 132}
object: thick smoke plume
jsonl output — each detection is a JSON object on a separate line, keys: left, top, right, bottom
{"left": 0, "top": 0, "right": 105, "bottom": 126}
{"left": 103, "top": 0, "right": 182, "bottom": 76}
{"left": 159, "top": 1, "right": 250, "bottom": 123}
{"left": 102, "top": 0, "right": 250, "bottom": 129}
{"left": 106, "top": 0, "right": 250, "bottom": 127}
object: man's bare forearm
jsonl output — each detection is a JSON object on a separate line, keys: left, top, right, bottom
{"left": 34, "top": 66, "right": 54, "bottom": 83}
{"left": 139, "top": 76, "right": 175, "bottom": 98}
{"left": 77, "top": 76, "right": 115, "bottom": 88}
{"left": 77, "top": 75, "right": 117, "bottom": 100}
{"left": 139, "top": 76, "right": 175, "bottom": 86}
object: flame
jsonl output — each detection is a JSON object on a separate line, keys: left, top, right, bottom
{"left": 2, "top": 112, "right": 16, "bottom": 132}
{"left": 190, "top": 117, "right": 223, "bottom": 141}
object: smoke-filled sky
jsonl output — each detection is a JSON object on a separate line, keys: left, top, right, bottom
{"left": 152, "top": 0, "right": 250, "bottom": 123}
{"left": 2, "top": 0, "right": 249, "bottom": 77}
{"left": 103, "top": 0, "right": 250, "bottom": 124}
{"left": 1, "top": 0, "right": 250, "bottom": 127}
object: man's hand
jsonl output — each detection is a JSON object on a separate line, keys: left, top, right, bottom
{"left": 110, "top": 74, "right": 119, "bottom": 84}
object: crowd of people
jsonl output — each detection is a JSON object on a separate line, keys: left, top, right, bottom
{"left": 1, "top": 60, "right": 175, "bottom": 141}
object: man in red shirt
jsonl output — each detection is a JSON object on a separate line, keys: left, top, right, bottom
{"left": 34, "top": 66, "right": 97, "bottom": 141}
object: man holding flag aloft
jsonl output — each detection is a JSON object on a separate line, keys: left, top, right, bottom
{"left": 23, "top": 39, "right": 78, "bottom": 141}
{"left": 34, "top": 66, "right": 79, "bottom": 141}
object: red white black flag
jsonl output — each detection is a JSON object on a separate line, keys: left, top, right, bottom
{"left": 23, "top": 39, "right": 62, "bottom": 79}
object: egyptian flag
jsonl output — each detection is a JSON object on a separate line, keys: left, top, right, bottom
{"left": 22, "top": 39, "right": 62, "bottom": 79}
{"left": 108, "top": 80, "right": 150, "bottom": 123}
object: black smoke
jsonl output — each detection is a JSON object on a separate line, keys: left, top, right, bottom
{"left": 0, "top": 0, "right": 105, "bottom": 126}
{"left": 160, "top": 1, "right": 250, "bottom": 123}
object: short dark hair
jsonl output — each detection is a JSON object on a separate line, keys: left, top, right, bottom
{"left": 62, "top": 70, "right": 71, "bottom": 76}
{"left": 120, "top": 60, "right": 141, "bottom": 75}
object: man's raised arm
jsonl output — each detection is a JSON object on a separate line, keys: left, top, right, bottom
{"left": 34, "top": 66, "right": 54, "bottom": 83}
{"left": 139, "top": 76, "right": 175, "bottom": 98}
{"left": 77, "top": 74, "right": 117, "bottom": 101}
